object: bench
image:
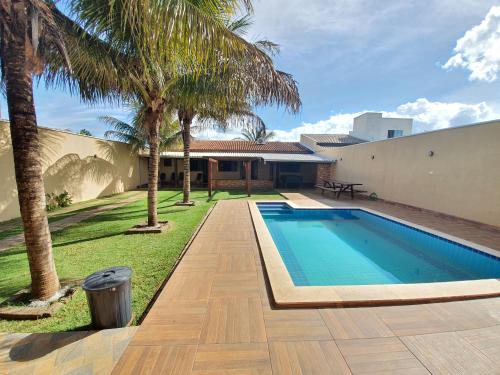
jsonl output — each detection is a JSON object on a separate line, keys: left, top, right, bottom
{"left": 314, "top": 185, "right": 340, "bottom": 195}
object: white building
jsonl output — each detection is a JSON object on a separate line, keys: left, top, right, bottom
{"left": 349, "top": 112, "right": 412, "bottom": 141}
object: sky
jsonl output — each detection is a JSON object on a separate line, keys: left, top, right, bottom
{"left": 1, "top": 0, "right": 499, "bottom": 141}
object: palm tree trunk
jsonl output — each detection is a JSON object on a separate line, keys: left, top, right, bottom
{"left": 179, "top": 109, "right": 194, "bottom": 204}
{"left": 1, "top": 0, "right": 60, "bottom": 299}
{"left": 145, "top": 106, "right": 162, "bottom": 227}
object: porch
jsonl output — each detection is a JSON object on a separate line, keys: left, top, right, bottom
{"left": 139, "top": 153, "right": 333, "bottom": 196}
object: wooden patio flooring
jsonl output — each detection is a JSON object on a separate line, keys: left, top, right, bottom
{"left": 112, "top": 194, "right": 500, "bottom": 374}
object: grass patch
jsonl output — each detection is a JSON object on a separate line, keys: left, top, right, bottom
{"left": 0, "top": 189, "right": 283, "bottom": 332}
{"left": 0, "top": 191, "right": 143, "bottom": 241}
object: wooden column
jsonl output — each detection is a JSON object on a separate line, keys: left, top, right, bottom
{"left": 208, "top": 158, "right": 217, "bottom": 198}
{"left": 245, "top": 161, "right": 251, "bottom": 197}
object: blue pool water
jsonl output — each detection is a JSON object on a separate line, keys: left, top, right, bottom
{"left": 258, "top": 203, "right": 500, "bottom": 286}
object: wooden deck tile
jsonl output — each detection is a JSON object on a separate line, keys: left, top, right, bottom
{"left": 218, "top": 253, "right": 256, "bottom": 273}
{"left": 131, "top": 321, "right": 203, "bottom": 346}
{"left": 176, "top": 254, "right": 220, "bottom": 273}
{"left": 204, "top": 230, "right": 254, "bottom": 241}
{"left": 374, "top": 304, "right": 452, "bottom": 336}
{"left": 216, "top": 241, "right": 257, "bottom": 254}
{"left": 142, "top": 300, "right": 207, "bottom": 326}
{"left": 320, "top": 308, "right": 394, "bottom": 339}
{"left": 192, "top": 343, "right": 272, "bottom": 374}
{"left": 200, "top": 296, "right": 266, "bottom": 344}
{"left": 161, "top": 271, "right": 214, "bottom": 302}
{"left": 424, "top": 300, "right": 500, "bottom": 331}
{"left": 264, "top": 308, "right": 332, "bottom": 342}
{"left": 402, "top": 332, "right": 499, "bottom": 374}
{"left": 211, "top": 272, "right": 261, "bottom": 298}
{"left": 336, "top": 337, "right": 429, "bottom": 374}
{"left": 111, "top": 345, "right": 196, "bottom": 375}
{"left": 458, "top": 324, "right": 500, "bottom": 365}
{"left": 269, "top": 340, "right": 351, "bottom": 374}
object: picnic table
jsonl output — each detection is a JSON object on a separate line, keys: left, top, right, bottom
{"left": 316, "top": 179, "right": 364, "bottom": 200}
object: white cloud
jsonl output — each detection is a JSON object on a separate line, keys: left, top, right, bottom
{"left": 193, "top": 127, "right": 242, "bottom": 140}
{"left": 389, "top": 98, "right": 496, "bottom": 132}
{"left": 443, "top": 6, "right": 500, "bottom": 82}
{"left": 204, "top": 98, "right": 498, "bottom": 141}
{"left": 272, "top": 113, "right": 363, "bottom": 142}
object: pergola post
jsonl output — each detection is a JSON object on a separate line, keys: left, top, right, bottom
{"left": 208, "top": 158, "right": 217, "bottom": 198}
{"left": 245, "top": 161, "right": 251, "bottom": 197}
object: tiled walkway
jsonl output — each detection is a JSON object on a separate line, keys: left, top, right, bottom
{"left": 112, "top": 197, "right": 500, "bottom": 374}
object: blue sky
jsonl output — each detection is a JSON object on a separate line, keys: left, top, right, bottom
{"left": 1, "top": 0, "right": 499, "bottom": 141}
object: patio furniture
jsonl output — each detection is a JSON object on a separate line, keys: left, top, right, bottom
{"left": 317, "top": 179, "right": 364, "bottom": 200}
{"left": 315, "top": 179, "right": 340, "bottom": 195}
{"left": 332, "top": 180, "right": 364, "bottom": 199}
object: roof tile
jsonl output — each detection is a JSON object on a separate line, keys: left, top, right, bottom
{"left": 187, "top": 140, "right": 312, "bottom": 154}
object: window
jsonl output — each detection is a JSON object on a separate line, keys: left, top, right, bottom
{"left": 218, "top": 161, "right": 238, "bottom": 172}
{"left": 190, "top": 159, "right": 202, "bottom": 171}
{"left": 387, "top": 129, "right": 403, "bottom": 138}
{"left": 279, "top": 163, "right": 301, "bottom": 173}
{"left": 163, "top": 158, "right": 172, "bottom": 167}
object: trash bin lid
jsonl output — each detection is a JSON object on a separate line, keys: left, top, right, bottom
{"left": 82, "top": 266, "right": 133, "bottom": 291}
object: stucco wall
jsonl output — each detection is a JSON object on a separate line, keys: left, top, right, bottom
{"left": 350, "top": 112, "right": 413, "bottom": 141}
{"left": 0, "top": 122, "right": 141, "bottom": 221}
{"left": 320, "top": 120, "right": 500, "bottom": 227}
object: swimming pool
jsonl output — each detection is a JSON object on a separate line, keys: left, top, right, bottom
{"left": 257, "top": 202, "right": 500, "bottom": 287}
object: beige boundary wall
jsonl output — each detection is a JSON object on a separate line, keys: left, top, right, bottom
{"left": 0, "top": 121, "right": 142, "bottom": 222}
{"left": 318, "top": 120, "right": 500, "bottom": 228}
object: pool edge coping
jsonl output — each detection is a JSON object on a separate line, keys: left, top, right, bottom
{"left": 248, "top": 200, "right": 500, "bottom": 307}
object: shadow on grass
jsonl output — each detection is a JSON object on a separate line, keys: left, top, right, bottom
{"left": 51, "top": 231, "right": 125, "bottom": 248}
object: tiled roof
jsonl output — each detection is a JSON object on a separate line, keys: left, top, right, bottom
{"left": 158, "top": 151, "right": 335, "bottom": 163}
{"left": 187, "top": 140, "right": 312, "bottom": 154}
{"left": 303, "top": 134, "right": 366, "bottom": 146}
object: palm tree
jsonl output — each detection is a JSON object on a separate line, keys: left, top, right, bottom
{"left": 67, "top": 0, "right": 285, "bottom": 227}
{"left": 239, "top": 126, "right": 275, "bottom": 142}
{"left": 173, "top": 15, "right": 301, "bottom": 205}
{"left": 0, "top": 0, "right": 290, "bottom": 298}
{"left": 0, "top": 0, "right": 72, "bottom": 299}
{"left": 102, "top": 103, "right": 183, "bottom": 152}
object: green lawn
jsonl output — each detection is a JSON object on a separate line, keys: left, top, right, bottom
{"left": 0, "top": 190, "right": 143, "bottom": 241}
{"left": 0, "top": 189, "right": 283, "bottom": 333}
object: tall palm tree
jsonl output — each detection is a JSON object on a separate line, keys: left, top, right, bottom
{"left": 173, "top": 15, "right": 301, "bottom": 204}
{"left": 239, "top": 125, "right": 275, "bottom": 142}
{"left": 102, "top": 103, "right": 183, "bottom": 152}
{"left": 0, "top": 0, "right": 71, "bottom": 299}
{"left": 178, "top": 99, "right": 266, "bottom": 204}
{"left": 0, "top": 0, "right": 289, "bottom": 298}
{"left": 67, "top": 0, "right": 283, "bottom": 227}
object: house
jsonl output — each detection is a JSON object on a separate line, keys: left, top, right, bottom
{"left": 300, "top": 134, "right": 366, "bottom": 151}
{"left": 139, "top": 140, "right": 334, "bottom": 194}
{"left": 349, "top": 112, "right": 413, "bottom": 141}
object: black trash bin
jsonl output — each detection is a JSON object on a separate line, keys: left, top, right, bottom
{"left": 82, "top": 266, "right": 133, "bottom": 329}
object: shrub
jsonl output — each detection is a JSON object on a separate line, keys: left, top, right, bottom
{"left": 45, "top": 193, "right": 59, "bottom": 212}
{"left": 46, "top": 191, "right": 72, "bottom": 211}
{"left": 55, "top": 191, "right": 72, "bottom": 207}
